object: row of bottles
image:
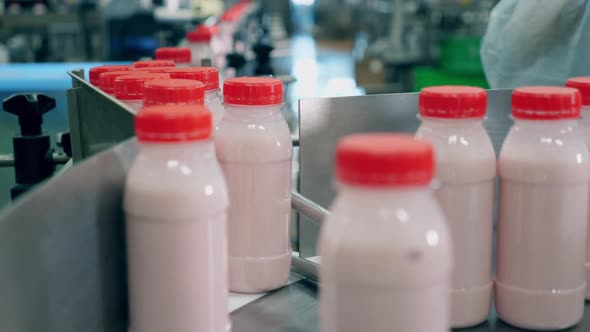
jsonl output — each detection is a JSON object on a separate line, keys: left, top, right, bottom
{"left": 89, "top": 47, "right": 590, "bottom": 332}
{"left": 322, "top": 85, "right": 590, "bottom": 332}
{"left": 124, "top": 77, "right": 291, "bottom": 332}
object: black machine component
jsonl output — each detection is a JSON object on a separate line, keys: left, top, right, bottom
{"left": 2, "top": 93, "right": 67, "bottom": 200}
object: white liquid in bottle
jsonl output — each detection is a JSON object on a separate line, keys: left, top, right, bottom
{"left": 319, "top": 134, "right": 452, "bottom": 332}
{"left": 215, "top": 77, "right": 293, "bottom": 293}
{"left": 187, "top": 26, "right": 217, "bottom": 67}
{"left": 125, "top": 104, "right": 229, "bottom": 332}
{"left": 566, "top": 77, "right": 590, "bottom": 301}
{"left": 496, "top": 86, "right": 589, "bottom": 330}
{"left": 415, "top": 86, "right": 495, "bottom": 328}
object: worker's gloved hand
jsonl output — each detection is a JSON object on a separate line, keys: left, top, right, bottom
{"left": 481, "top": 0, "right": 590, "bottom": 88}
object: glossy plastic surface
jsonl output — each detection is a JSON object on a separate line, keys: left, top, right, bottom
{"left": 124, "top": 141, "right": 229, "bottom": 332}
{"left": 582, "top": 106, "right": 590, "bottom": 300}
{"left": 416, "top": 117, "right": 495, "bottom": 328}
{"left": 215, "top": 104, "right": 293, "bottom": 293}
{"left": 205, "top": 90, "right": 224, "bottom": 130}
{"left": 188, "top": 42, "right": 216, "bottom": 67}
{"left": 497, "top": 118, "right": 590, "bottom": 330}
{"left": 121, "top": 99, "right": 143, "bottom": 112}
{"left": 319, "top": 186, "right": 452, "bottom": 332}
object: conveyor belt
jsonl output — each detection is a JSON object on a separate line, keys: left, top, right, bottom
{"left": 232, "top": 280, "right": 590, "bottom": 332}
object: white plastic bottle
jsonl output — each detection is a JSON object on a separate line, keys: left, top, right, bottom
{"left": 496, "top": 86, "right": 589, "bottom": 330}
{"left": 319, "top": 133, "right": 452, "bottom": 332}
{"left": 124, "top": 104, "right": 229, "bottom": 332}
{"left": 215, "top": 77, "right": 292, "bottom": 293}
{"left": 566, "top": 77, "right": 590, "bottom": 301}
{"left": 166, "top": 67, "right": 224, "bottom": 128}
{"left": 187, "top": 25, "right": 217, "bottom": 67}
{"left": 415, "top": 86, "right": 495, "bottom": 328}
{"left": 143, "top": 78, "right": 205, "bottom": 106}
{"left": 114, "top": 72, "right": 170, "bottom": 111}
{"left": 155, "top": 47, "right": 192, "bottom": 67}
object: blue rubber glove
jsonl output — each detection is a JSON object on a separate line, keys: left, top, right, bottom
{"left": 481, "top": 0, "right": 590, "bottom": 88}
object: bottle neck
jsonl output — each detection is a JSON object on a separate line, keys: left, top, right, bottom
{"left": 138, "top": 139, "right": 215, "bottom": 160}
{"left": 337, "top": 182, "right": 431, "bottom": 198}
{"left": 581, "top": 106, "right": 590, "bottom": 127}
{"left": 513, "top": 117, "right": 579, "bottom": 130}
{"left": 420, "top": 116, "right": 484, "bottom": 128}
{"left": 205, "top": 89, "right": 220, "bottom": 99}
{"left": 223, "top": 103, "right": 283, "bottom": 120}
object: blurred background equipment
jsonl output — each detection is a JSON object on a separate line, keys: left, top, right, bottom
{"left": 0, "top": 0, "right": 498, "bottom": 205}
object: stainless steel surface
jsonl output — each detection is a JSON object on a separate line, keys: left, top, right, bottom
{"left": 0, "top": 139, "right": 132, "bottom": 332}
{"left": 230, "top": 281, "right": 590, "bottom": 332}
{"left": 67, "top": 71, "right": 135, "bottom": 162}
{"left": 298, "top": 89, "right": 513, "bottom": 257}
{"left": 291, "top": 190, "right": 329, "bottom": 226}
{"left": 291, "top": 256, "right": 318, "bottom": 283}
{"left": 0, "top": 153, "right": 70, "bottom": 167}
{"left": 231, "top": 281, "right": 318, "bottom": 332}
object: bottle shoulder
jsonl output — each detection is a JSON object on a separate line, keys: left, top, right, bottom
{"left": 499, "top": 123, "right": 590, "bottom": 183}
{"left": 124, "top": 154, "right": 228, "bottom": 219}
{"left": 416, "top": 123, "right": 496, "bottom": 182}
{"left": 319, "top": 189, "right": 452, "bottom": 285}
{"left": 215, "top": 114, "right": 293, "bottom": 162}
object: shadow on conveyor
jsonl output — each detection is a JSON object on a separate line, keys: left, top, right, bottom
{"left": 231, "top": 281, "right": 318, "bottom": 332}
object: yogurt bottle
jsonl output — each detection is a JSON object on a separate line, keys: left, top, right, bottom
{"left": 415, "top": 86, "right": 495, "bottom": 328}
{"left": 143, "top": 79, "right": 205, "bottom": 106}
{"left": 319, "top": 133, "right": 452, "bottom": 332}
{"left": 155, "top": 47, "right": 192, "bottom": 67}
{"left": 166, "top": 67, "right": 224, "bottom": 128}
{"left": 124, "top": 104, "right": 229, "bottom": 332}
{"left": 88, "top": 65, "right": 132, "bottom": 86}
{"left": 215, "top": 77, "right": 292, "bottom": 293}
{"left": 99, "top": 70, "right": 145, "bottom": 95}
{"left": 133, "top": 59, "right": 176, "bottom": 69}
{"left": 496, "top": 86, "right": 589, "bottom": 330}
{"left": 187, "top": 25, "right": 217, "bottom": 67}
{"left": 566, "top": 77, "right": 590, "bottom": 300}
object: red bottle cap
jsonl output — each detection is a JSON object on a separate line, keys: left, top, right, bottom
{"left": 155, "top": 47, "right": 192, "bottom": 64}
{"left": 223, "top": 77, "right": 283, "bottom": 106}
{"left": 166, "top": 67, "right": 219, "bottom": 91}
{"left": 135, "top": 104, "right": 212, "bottom": 143}
{"left": 89, "top": 65, "right": 132, "bottom": 86}
{"left": 566, "top": 77, "right": 590, "bottom": 106}
{"left": 99, "top": 70, "right": 144, "bottom": 94}
{"left": 114, "top": 73, "right": 171, "bottom": 100}
{"left": 336, "top": 134, "right": 434, "bottom": 187}
{"left": 133, "top": 59, "right": 176, "bottom": 69}
{"left": 144, "top": 79, "right": 205, "bottom": 105}
{"left": 138, "top": 66, "right": 178, "bottom": 74}
{"left": 512, "top": 86, "right": 581, "bottom": 120}
{"left": 187, "top": 25, "right": 218, "bottom": 42}
{"left": 419, "top": 86, "right": 487, "bottom": 118}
